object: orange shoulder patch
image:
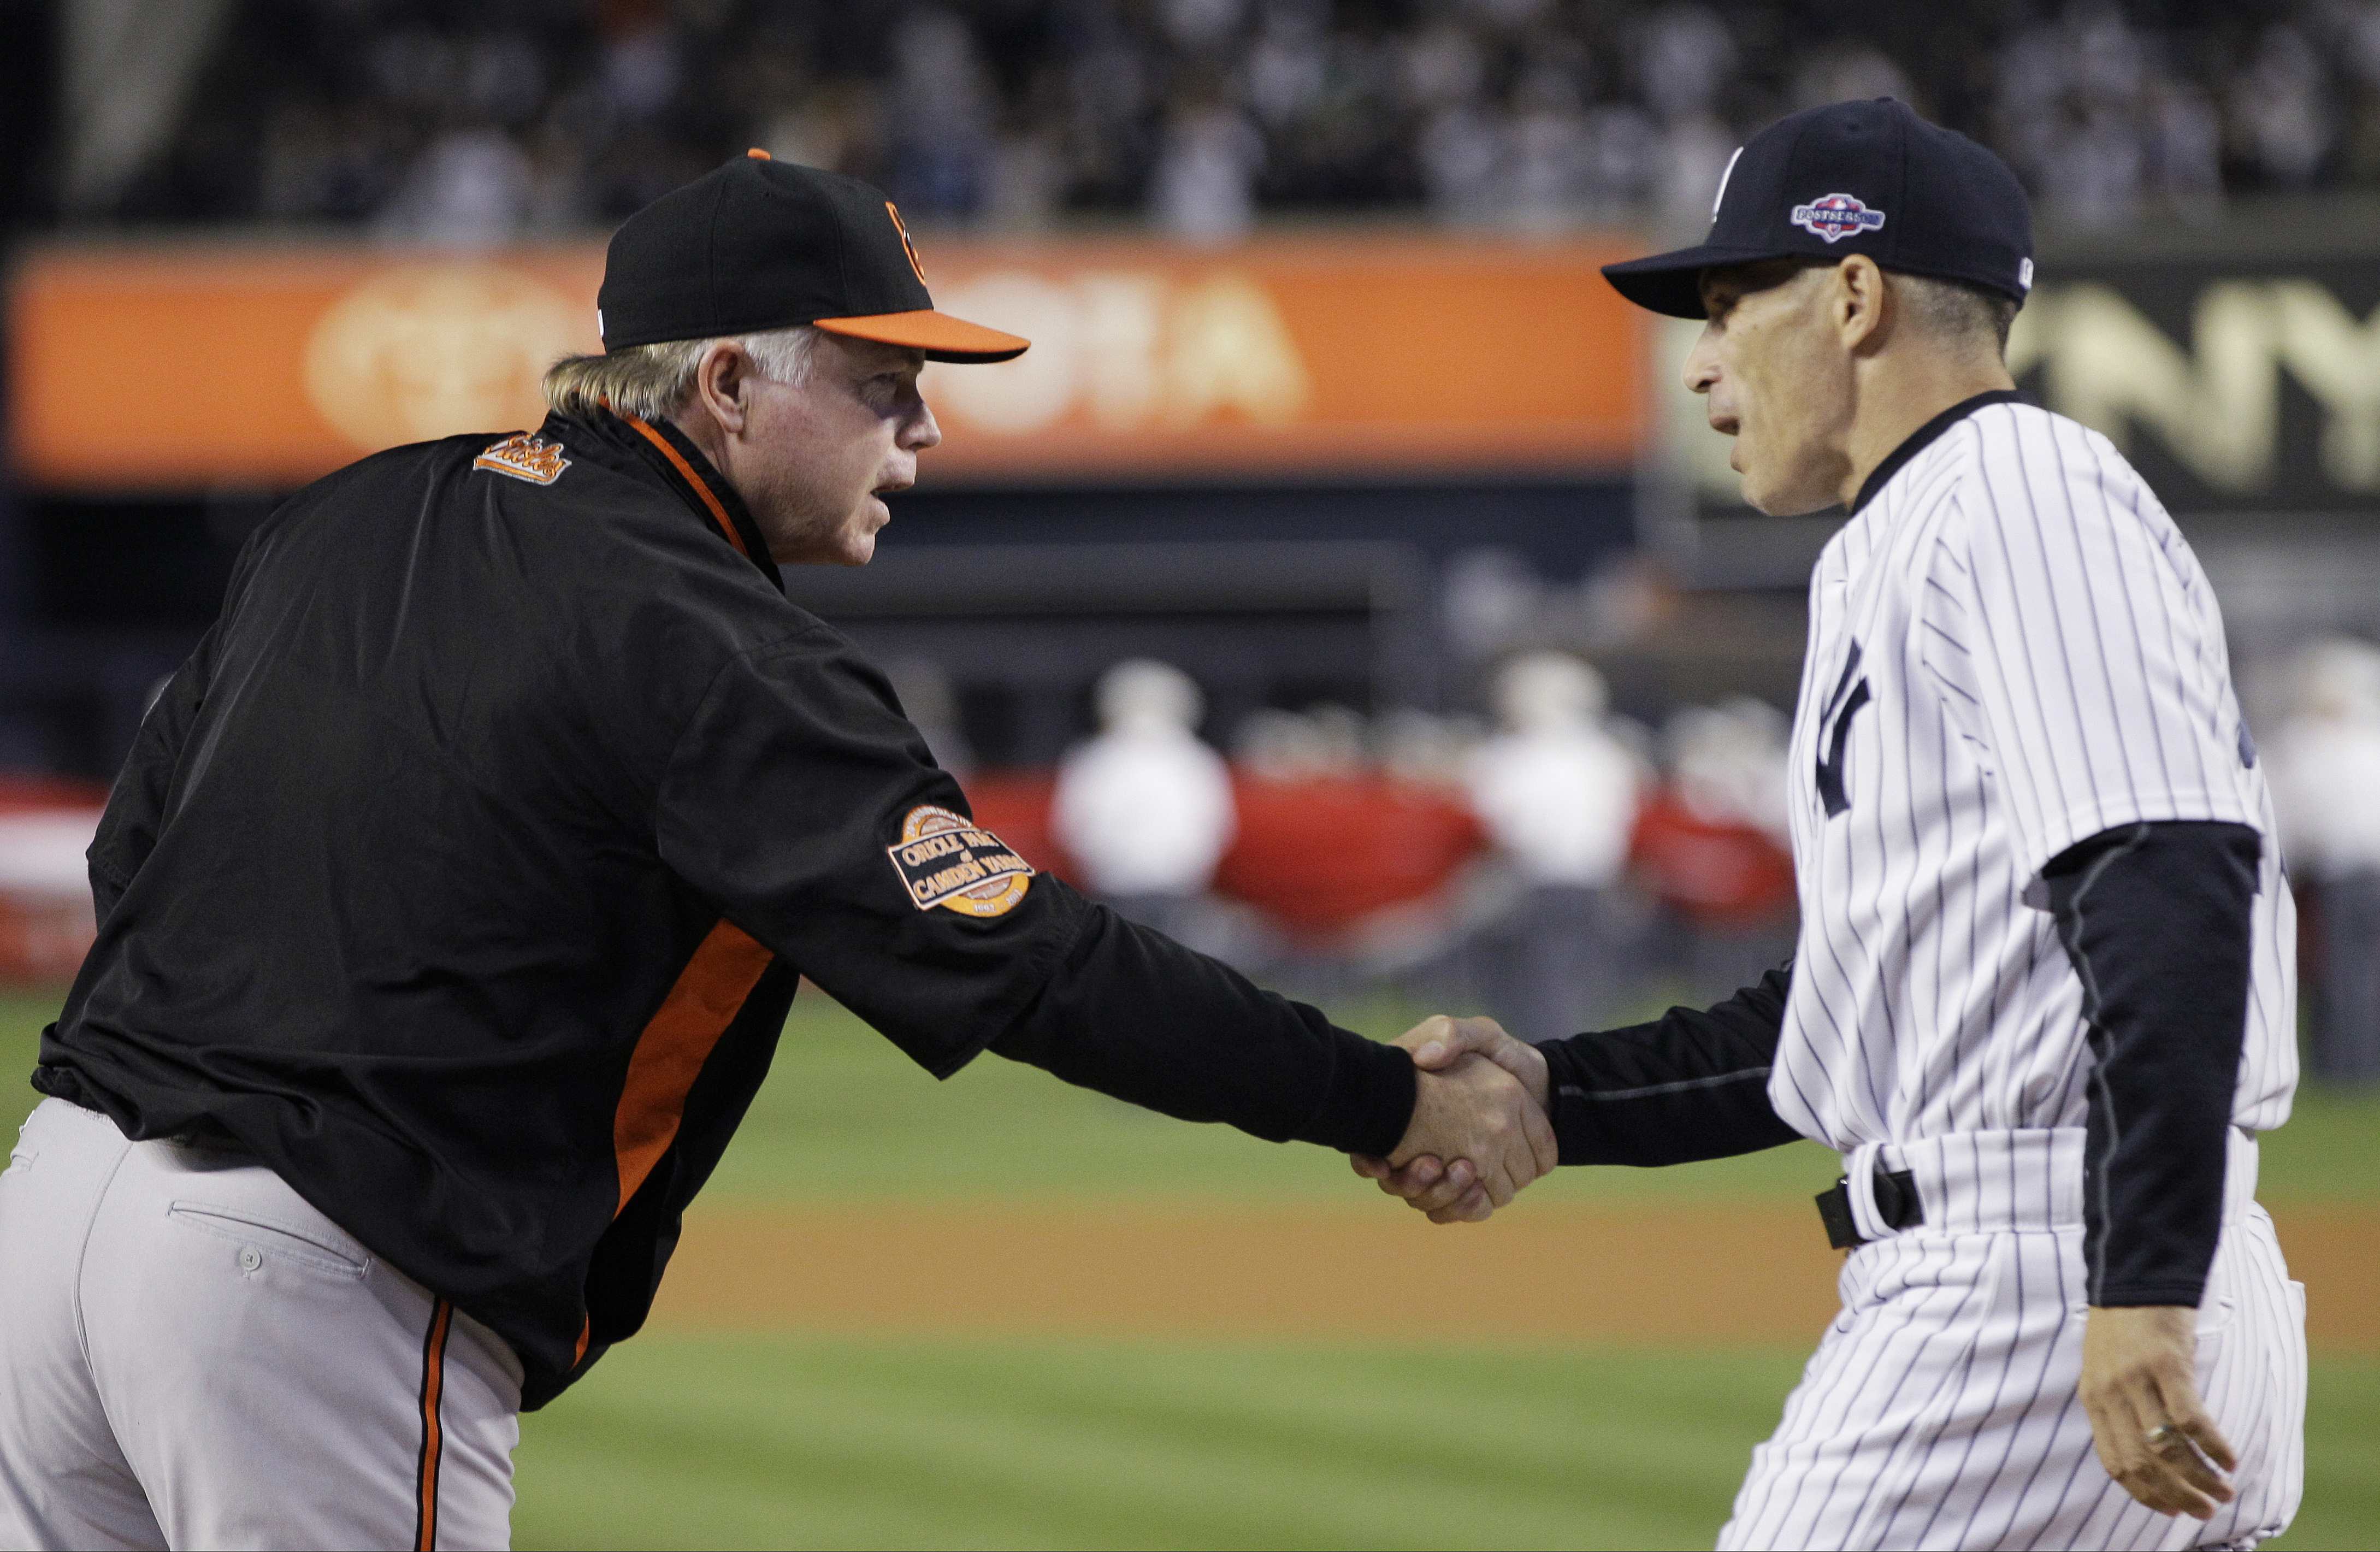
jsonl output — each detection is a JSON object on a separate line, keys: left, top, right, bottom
{"left": 885, "top": 805, "right": 1033, "bottom": 918}
{"left": 472, "top": 431, "right": 570, "bottom": 485}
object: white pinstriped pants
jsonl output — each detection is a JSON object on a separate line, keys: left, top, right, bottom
{"left": 1721, "top": 1129, "right": 2304, "bottom": 1552}
{"left": 0, "top": 1100, "right": 521, "bottom": 1551}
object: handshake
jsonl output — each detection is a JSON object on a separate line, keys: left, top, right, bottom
{"left": 1351, "top": 1016, "right": 1556, "bottom": 1225}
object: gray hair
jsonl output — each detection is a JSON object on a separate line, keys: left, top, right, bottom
{"left": 541, "top": 324, "right": 822, "bottom": 421}
{"left": 1894, "top": 272, "right": 2020, "bottom": 357}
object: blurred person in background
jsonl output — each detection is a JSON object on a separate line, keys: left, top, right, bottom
{"left": 1643, "top": 697, "right": 1798, "bottom": 1003}
{"left": 1151, "top": 84, "right": 1263, "bottom": 243}
{"left": 2267, "top": 636, "right": 2380, "bottom": 1083}
{"left": 1464, "top": 651, "right": 1641, "bottom": 1040}
{"left": 1052, "top": 659, "right": 1237, "bottom": 942}
{"left": 1668, "top": 698, "right": 1792, "bottom": 849}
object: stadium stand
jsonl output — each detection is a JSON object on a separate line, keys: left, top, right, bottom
{"left": 24, "top": 1, "right": 2380, "bottom": 238}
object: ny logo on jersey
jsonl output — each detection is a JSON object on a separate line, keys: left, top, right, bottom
{"left": 1816, "top": 640, "right": 1871, "bottom": 817}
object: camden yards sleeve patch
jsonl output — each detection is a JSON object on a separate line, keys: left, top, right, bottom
{"left": 886, "top": 805, "right": 1034, "bottom": 918}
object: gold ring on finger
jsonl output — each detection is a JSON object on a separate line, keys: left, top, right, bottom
{"left": 2144, "top": 1424, "right": 2181, "bottom": 1450}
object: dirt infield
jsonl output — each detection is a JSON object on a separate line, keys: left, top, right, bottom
{"left": 651, "top": 1201, "right": 2379, "bottom": 1351}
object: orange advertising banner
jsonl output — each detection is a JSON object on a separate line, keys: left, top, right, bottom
{"left": 9, "top": 235, "right": 1646, "bottom": 491}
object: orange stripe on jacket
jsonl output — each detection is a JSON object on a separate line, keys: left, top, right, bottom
{"left": 621, "top": 414, "right": 751, "bottom": 559}
{"left": 612, "top": 919, "right": 775, "bottom": 1211}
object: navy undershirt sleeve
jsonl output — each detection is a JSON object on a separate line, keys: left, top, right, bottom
{"left": 2043, "top": 819, "right": 2260, "bottom": 1308}
{"left": 1533, "top": 961, "right": 1805, "bottom": 1166}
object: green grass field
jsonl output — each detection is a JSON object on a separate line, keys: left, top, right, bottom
{"left": 5, "top": 988, "right": 2376, "bottom": 1550}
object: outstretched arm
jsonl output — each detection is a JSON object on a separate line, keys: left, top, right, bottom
{"left": 653, "top": 634, "right": 1552, "bottom": 1203}
{"left": 988, "top": 897, "right": 1554, "bottom": 1211}
{"left": 1353, "top": 965, "right": 1804, "bottom": 1217}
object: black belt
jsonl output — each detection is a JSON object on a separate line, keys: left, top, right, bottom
{"left": 1815, "top": 1164, "right": 1924, "bottom": 1249}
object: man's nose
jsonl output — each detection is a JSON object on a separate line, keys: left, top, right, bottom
{"left": 904, "top": 398, "right": 943, "bottom": 453}
{"left": 1682, "top": 325, "right": 1721, "bottom": 396}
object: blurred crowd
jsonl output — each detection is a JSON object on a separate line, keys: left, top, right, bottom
{"left": 960, "top": 651, "right": 1796, "bottom": 1042}
{"left": 924, "top": 632, "right": 2380, "bottom": 1075}
{"left": 12, "top": 631, "right": 2379, "bottom": 1081}
{"left": 2267, "top": 636, "right": 2380, "bottom": 1085}
{"left": 80, "top": 0, "right": 2380, "bottom": 240}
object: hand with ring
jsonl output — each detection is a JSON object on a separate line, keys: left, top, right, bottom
{"left": 2081, "top": 1307, "right": 2239, "bottom": 1518}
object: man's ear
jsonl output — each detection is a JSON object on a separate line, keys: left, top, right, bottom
{"left": 1834, "top": 255, "right": 1890, "bottom": 355}
{"left": 689, "top": 341, "right": 752, "bottom": 438}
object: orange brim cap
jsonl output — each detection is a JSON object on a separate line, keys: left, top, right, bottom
{"left": 813, "top": 309, "right": 1029, "bottom": 363}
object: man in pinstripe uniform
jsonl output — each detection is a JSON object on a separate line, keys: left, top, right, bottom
{"left": 1364, "top": 99, "right": 2306, "bottom": 1549}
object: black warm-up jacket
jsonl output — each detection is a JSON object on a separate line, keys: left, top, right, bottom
{"left": 36, "top": 408, "right": 1414, "bottom": 1408}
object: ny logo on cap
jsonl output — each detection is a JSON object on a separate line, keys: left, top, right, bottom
{"left": 1791, "top": 193, "right": 1887, "bottom": 244}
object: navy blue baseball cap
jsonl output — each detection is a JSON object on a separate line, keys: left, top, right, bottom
{"left": 1603, "top": 98, "right": 2034, "bottom": 319}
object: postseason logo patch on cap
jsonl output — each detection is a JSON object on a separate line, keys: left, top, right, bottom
{"left": 885, "top": 805, "right": 1034, "bottom": 918}
{"left": 1791, "top": 193, "right": 1887, "bottom": 244}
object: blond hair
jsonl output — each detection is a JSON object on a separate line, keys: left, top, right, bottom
{"left": 541, "top": 325, "right": 821, "bottom": 421}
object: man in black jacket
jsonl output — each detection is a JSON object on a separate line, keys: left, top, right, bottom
{"left": 0, "top": 154, "right": 1549, "bottom": 1551}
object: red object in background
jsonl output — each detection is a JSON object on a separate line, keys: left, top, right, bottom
{"left": 1216, "top": 776, "right": 1484, "bottom": 941}
{"left": 0, "top": 775, "right": 109, "bottom": 985}
{"left": 959, "top": 771, "right": 1077, "bottom": 882}
{"left": 1629, "top": 787, "right": 1796, "bottom": 927}
{"left": 959, "top": 769, "right": 1485, "bottom": 942}
{"left": 0, "top": 895, "right": 96, "bottom": 984}
{"left": 0, "top": 775, "right": 109, "bottom": 814}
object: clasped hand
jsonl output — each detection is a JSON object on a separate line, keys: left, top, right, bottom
{"left": 1352, "top": 1015, "right": 1555, "bottom": 1223}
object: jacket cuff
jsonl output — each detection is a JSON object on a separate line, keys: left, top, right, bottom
{"left": 1298, "top": 1031, "right": 1416, "bottom": 1155}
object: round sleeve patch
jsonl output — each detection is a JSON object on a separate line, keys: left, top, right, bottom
{"left": 885, "top": 805, "right": 1034, "bottom": 918}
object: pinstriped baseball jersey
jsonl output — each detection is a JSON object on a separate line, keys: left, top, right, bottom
{"left": 1773, "top": 398, "right": 2298, "bottom": 1151}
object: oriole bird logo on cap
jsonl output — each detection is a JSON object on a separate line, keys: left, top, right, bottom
{"left": 884, "top": 203, "right": 928, "bottom": 286}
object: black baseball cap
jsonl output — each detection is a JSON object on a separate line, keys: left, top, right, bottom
{"left": 1602, "top": 98, "right": 2034, "bottom": 320}
{"left": 597, "top": 150, "right": 1029, "bottom": 362}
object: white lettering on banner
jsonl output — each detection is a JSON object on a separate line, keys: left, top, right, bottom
{"left": 1076, "top": 273, "right": 1164, "bottom": 428}
{"left": 1165, "top": 273, "right": 1310, "bottom": 425}
{"left": 2006, "top": 279, "right": 2380, "bottom": 495}
{"left": 305, "top": 264, "right": 581, "bottom": 450}
{"left": 922, "top": 269, "right": 1310, "bottom": 436}
{"left": 1666, "top": 278, "right": 2380, "bottom": 503}
{"left": 926, "top": 272, "right": 1079, "bottom": 434}
{"left": 2269, "top": 281, "right": 2380, "bottom": 489}
{"left": 2007, "top": 282, "right": 2276, "bottom": 492}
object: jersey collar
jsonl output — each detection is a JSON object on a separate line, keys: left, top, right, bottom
{"left": 544, "top": 409, "right": 784, "bottom": 593}
{"left": 1849, "top": 388, "right": 2025, "bottom": 516}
